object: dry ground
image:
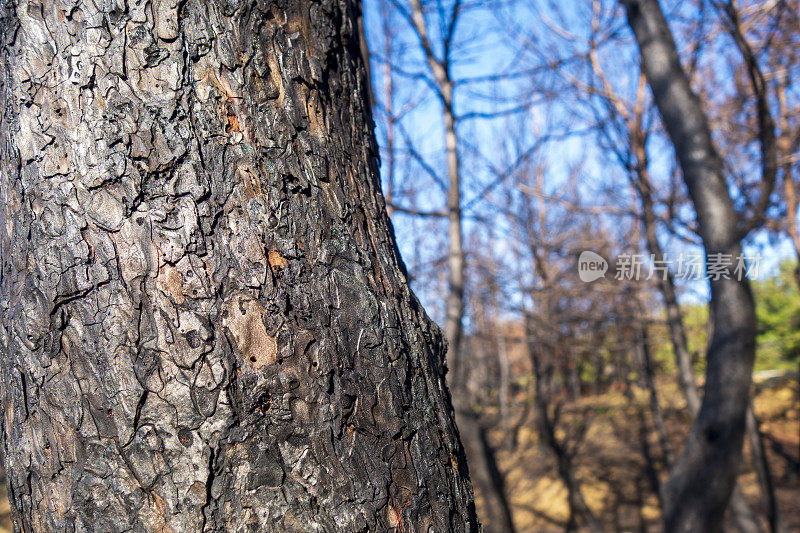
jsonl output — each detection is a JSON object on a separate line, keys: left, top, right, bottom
{"left": 480, "top": 376, "right": 799, "bottom": 532}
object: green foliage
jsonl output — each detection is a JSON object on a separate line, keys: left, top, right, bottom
{"left": 646, "top": 304, "right": 709, "bottom": 375}
{"left": 752, "top": 261, "right": 800, "bottom": 371}
{"left": 652, "top": 261, "right": 800, "bottom": 375}
{"left": 681, "top": 304, "right": 709, "bottom": 374}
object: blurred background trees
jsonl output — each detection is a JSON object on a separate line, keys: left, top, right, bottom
{"left": 363, "top": 0, "right": 800, "bottom": 531}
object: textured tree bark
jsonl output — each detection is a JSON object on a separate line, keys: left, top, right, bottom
{"left": 0, "top": 0, "right": 480, "bottom": 530}
{"left": 622, "top": 0, "right": 759, "bottom": 531}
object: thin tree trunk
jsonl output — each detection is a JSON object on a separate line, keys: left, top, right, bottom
{"left": 639, "top": 326, "right": 674, "bottom": 470}
{"left": 526, "top": 320, "right": 598, "bottom": 533}
{"left": 456, "top": 408, "right": 517, "bottom": 533}
{"left": 635, "top": 168, "right": 701, "bottom": 415}
{"left": 380, "top": 0, "right": 396, "bottom": 215}
{"left": 498, "top": 332, "right": 511, "bottom": 448}
{"left": 776, "top": 73, "right": 800, "bottom": 491}
{"left": 443, "top": 87, "right": 466, "bottom": 384}
{"left": 776, "top": 76, "right": 800, "bottom": 290}
{"left": 408, "top": 0, "right": 464, "bottom": 385}
{"left": 623, "top": 1, "right": 760, "bottom": 530}
{"left": 633, "top": 145, "right": 765, "bottom": 533}
{"left": 0, "top": 0, "right": 480, "bottom": 531}
{"left": 746, "top": 407, "right": 778, "bottom": 533}
{"left": 407, "top": 3, "right": 514, "bottom": 531}
{"left": 621, "top": 325, "right": 666, "bottom": 513}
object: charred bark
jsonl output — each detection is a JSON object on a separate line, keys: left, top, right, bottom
{"left": 0, "top": 0, "right": 479, "bottom": 530}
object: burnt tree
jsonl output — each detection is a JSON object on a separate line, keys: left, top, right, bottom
{"left": 0, "top": 0, "right": 479, "bottom": 530}
{"left": 622, "top": 0, "right": 777, "bottom": 531}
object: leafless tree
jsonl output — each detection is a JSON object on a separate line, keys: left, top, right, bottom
{"left": 621, "top": 0, "right": 781, "bottom": 529}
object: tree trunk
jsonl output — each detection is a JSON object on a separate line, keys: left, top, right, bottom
{"left": 627, "top": 330, "right": 666, "bottom": 509}
{"left": 408, "top": 0, "right": 464, "bottom": 388}
{"left": 525, "top": 319, "right": 597, "bottom": 533}
{"left": 406, "top": 3, "right": 515, "bottom": 531}
{"left": 635, "top": 165, "right": 701, "bottom": 416}
{"left": 0, "top": 0, "right": 480, "bottom": 531}
{"left": 633, "top": 149, "right": 765, "bottom": 533}
{"left": 622, "top": 1, "right": 758, "bottom": 531}
{"left": 745, "top": 406, "right": 778, "bottom": 533}
{"left": 455, "top": 408, "right": 516, "bottom": 533}
{"left": 638, "top": 325, "right": 673, "bottom": 470}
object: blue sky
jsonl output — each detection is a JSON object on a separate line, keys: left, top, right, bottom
{"left": 363, "top": 0, "right": 796, "bottom": 318}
